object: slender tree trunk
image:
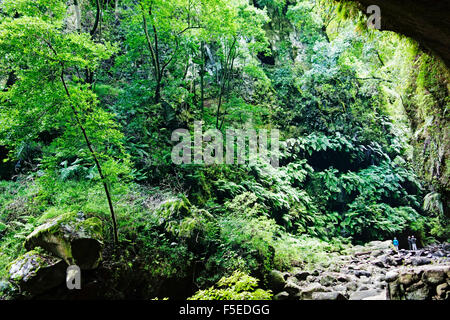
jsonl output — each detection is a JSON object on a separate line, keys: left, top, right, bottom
{"left": 43, "top": 38, "right": 119, "bottom": 246}
{"left": 192, "top": 78, "right": 196, "bottom": 107}
{"left": 219, "top": 53, "right": 236, "bottom": 130}
{"left": 142, "top": 6, "right": 188, "bottom": 104}
{"left": 83, "top": 0, "right": 101, "bottom": 87}
{"left": 215, "top": 38, "right": 236, "bottom": 128}
{"left": 142, "top": 10, "right": 161, "bottom": 103}
{"left": 155, "top": 78, "right": 161, "bottom": 103}
{"left": 200, "top": 41, "right": 205, "bottom": 116}
{"left": 150, "top": 13, "right": 162, "bottom": 104}
{"left": 90, "top": 0, "right": 101, "bottom": 37}
{"left": 60, "top": 72, "right": 119, "bottom": 246}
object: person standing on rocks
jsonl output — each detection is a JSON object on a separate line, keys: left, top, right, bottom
{"left": 411, "top": 236, "right": 418, "bottom": 250}
{"left": 393, "top": 237, "right": 399, "bottom": 251}
{"left": 408, "top": 236, "right": 412, "bottom": 250}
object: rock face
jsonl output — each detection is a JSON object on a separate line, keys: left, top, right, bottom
{"left": 24, "top": 212, "right": 103, "bottom": 270}
{"left": 342, "top": 0, "right": 450, "bottom": 67}
{"left": 387, "top": 265, "right": 450, "bottom": 300}
{"left": 267, "top": 270, "right": 286, "bottom": 293}
{"left": 343, "top": 2, "right": 450, "bottom": 212}
{"left": 8, "top": 250, "right": 67, "bottom": 295}
{"left": 6, "top": 212, "right": 105, "bottom": 298}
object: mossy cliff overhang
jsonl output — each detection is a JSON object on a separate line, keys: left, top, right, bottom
{"left": 338, "top": 0, "right": 450, "bottom": 67}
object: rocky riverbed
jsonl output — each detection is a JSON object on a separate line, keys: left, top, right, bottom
{"left": 269, "top": 240, "right": 450, "bottom": 300}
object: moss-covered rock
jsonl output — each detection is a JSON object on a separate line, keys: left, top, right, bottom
{"left": 267, "top": 270, "right": 286, "bottom": 293}
{"left": 24, "top": 212, "right": 103, "bottom": 270}
{"left": 8, "top": 249, "right": 66, "bottom": 296}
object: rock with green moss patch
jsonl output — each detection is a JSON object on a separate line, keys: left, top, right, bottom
{"left": 9, "top": 250, "right": 66, "bottom": 295}
{"left": 24, "top": 212, "right": 103, "bottom": 269}
{"left": 267, "top": 270, "right": 286, "bottom": 293}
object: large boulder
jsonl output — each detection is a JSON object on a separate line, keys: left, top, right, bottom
{"left": 267, "top": 270, "right": 286, "bottom": 293}
{"left": 372, "top": 259, "right": 387, "bottom": 268}
{"left": 319, "top": 274, "right": 337, "bottom": 287}
{"left": 274, "top": 291, "right": 289, "bottom": 300}
{"left": 284, "top": 279, "right": 302, "bottom": 296}
{"left": 387, "top": 265, "right": 450, "bottom": 300}
{"left": 293, "top": 270, "right": 310, "bottom": 281}
{"left": 362, "top": 292, "right": 387, "bottom": 300}
{"left": 346, "top": 281, "right": 358, "bottom": 292}
{"left": 384, "top": 270, "right": 399, "bottom": 282}
{"left": 436, "top": 283, "right": 449, "bottom": 299}
{"left": 349, "top": 289, "right": 382, "bottom": 300}
{"left": 298, "top": 283, "right": 328, "bottom": 300}
{"left": 404, "top": 281, "right": 431, "bottom": 300}
{"left": 336, "top": 274, "right": 352, "bottom": 283}
{"left": 443, "top": 243, "right": 450, "bottom": 252}
{"left": 371, "top": 250, "right": 384, "bottom": 258}
{"left": 9, "top": 250, "right": 67, "bottom": 296}
{"left": 421, "top": 266, "right": 447, "bottom": 284}
{"left": 354, "top": 270, "right": 371, "bottom": 278}
{"left": 333, "top": 284, "right": 347, "bottom": 293}
{"left": 24, "top": 212, "right": 103, "bottom": 270}
{"left": 410, "top": 257, "right": 432, "bottom": 266}
{"left": 398, "top": 271, "right": 420, "bottom": 286}
{"left": 312, "top": 291, "right": 347, "bottom": 300}
{"left": 365, "top": 240, "right": 392, "bottom": 250}
{"left": 387, "top": 280, "right": 402, "bottom": 300}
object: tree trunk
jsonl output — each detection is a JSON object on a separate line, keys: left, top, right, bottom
{"left": 60, "top": 72, "right": 119, "bottom": 246}
{"left": 200, "top": 41, "right": 205, "bottom": 115}
{"left": 215, "top": 38, "right": 236, "bottom": 129}
{"left": 155, "top": 78, "right": 161, "bottom": 103}
{"left": 90, "top": 0, "right": 101, "bottom": 37}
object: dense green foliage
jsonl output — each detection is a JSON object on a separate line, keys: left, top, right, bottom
{"left": 189, "top": 270, "right": 272, "bottom": 300}
{"left": 0, "top": 0, "right": 448, "bottom": 299}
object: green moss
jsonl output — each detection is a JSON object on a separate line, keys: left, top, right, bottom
{"left": 0, "top": 221, "right": 6, "bottom": 232}
{"left": 157, "top": 196, "right": 192, "bottom": 219}
{"left": 24, "top": 211, "right": 104, "bottom": 265}
{"left": 8, "top": 248, "right": 49, "bottom": 282}
{"left": 189, "top": 270, "right": 273, "bottom": 300}
{"left": 81, "top": 217, "right": 103, "bottom": 235}
{"left": 32, "top": 211, "right": 103, "bottom": 241}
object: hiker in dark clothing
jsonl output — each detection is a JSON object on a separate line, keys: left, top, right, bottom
{"left": 411, "top": 236, "right": 418, "bottom": 250}
{"left": 408, "top": 236, "right": 412, "bottom": 250}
